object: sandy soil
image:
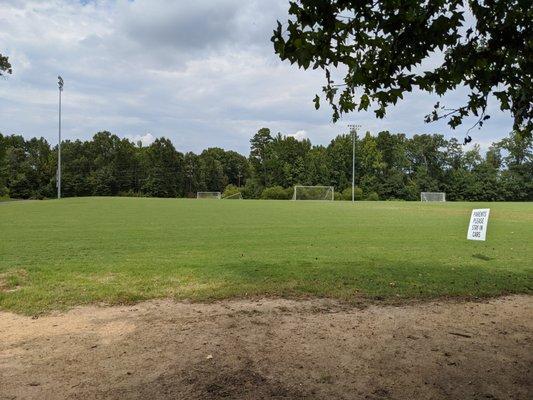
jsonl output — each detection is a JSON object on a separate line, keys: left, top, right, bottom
{"left": 1, "top": 296, "right": 532, "bottom": 400}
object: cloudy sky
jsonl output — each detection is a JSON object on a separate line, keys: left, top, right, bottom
{"left": 0, "top": 0, "right": 514, "bottom": 154}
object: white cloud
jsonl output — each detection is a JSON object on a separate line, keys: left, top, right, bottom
{"left": 126, "top": 133, "right": 156, "bottom": 147}
{"left": 0, "top": 0, "right": 514, "bottom": 154}
{"left": 290, "top": 130, "right": 308, "bottom": 141}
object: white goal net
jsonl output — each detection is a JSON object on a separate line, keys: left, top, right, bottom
{"left": 293, "top": 185, "right": 334, "bottom": 201}
{"left": 197, "top": 192, "right": 221, "bottom": 199}
{"left": 420, "top": 192, "right": 446, "bottom": 202}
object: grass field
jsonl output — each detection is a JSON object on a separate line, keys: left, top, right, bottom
{"left": 1, "top": 197, "right": 532, "bottom": 314}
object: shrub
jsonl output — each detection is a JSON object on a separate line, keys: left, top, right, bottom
{"left": 341, "top": 187, "right": 351, "bottom": 200}
{"left": 242, "top": 178, "right": 263, "bottom": 199}
{"left": 261, "top": 186, "right": 291, "bottom": 200}
{"left": 366, "top": 192, "right": 379, "bottom": 201}
{"left": 118, "top": 190, "right": 145, "bottom": 197}
{"left": 222, "top": 184, "right": 241, "bottom": 198}
{"left": 341, "top": 186, "right": 363, "bottom": 200}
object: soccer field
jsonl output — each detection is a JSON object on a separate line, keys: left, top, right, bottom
{"left": 1, "top": 197, "right": 532, "bottom": 314}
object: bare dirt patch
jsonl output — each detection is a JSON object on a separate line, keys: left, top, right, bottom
{"left": 0, "top": 269, "right": 27, "bottom": 293}
{"left": 1, "top": 296, "right": 532, "bottom": 399}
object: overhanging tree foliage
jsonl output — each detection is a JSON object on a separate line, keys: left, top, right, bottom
{"left": 0, "top": 53, "right": 12, "bottom": 77}
{"left": 272, "top": 0, "right": 532, "bottom": 135}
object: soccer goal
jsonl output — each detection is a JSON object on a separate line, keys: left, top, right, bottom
{"left": 222, "top": 192, "right": 243, "bottom": 200}
{"left": 293, "top": 185, "right": 334, "bottom": 201}
{"left": 196, "top": 192, "right": 221, "bottom": 199}
{"left": 420, "top": 192, "right": 446, "bottom": 202}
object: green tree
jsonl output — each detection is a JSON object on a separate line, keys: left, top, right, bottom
{"left": 183, "top": 152, "right": 202, "bottom": 197}
{"left": 3, "top": 140, "right": 32, "bottom": 198}
{"left": 60, "top": 139, "right": 93, "bottom": 197}
{"left": 0, "top": 135, "right": 54, "bottom": 199}
{"left": 375, "top": 131, "right": 409, "bottom": 198}
{"left": 272, "top": 0, "right": 532, "bottom": 133}
{"left": 1, "top": 127, "right": 530, "bottom": 202}
{"left": 269, "top": 133, "right": 311, "bottom": 187}
{"left": 485, "top": 145, "right": 503, "bottom": 170}
{"left": 359, "top": 132, "right": 385, "bottom": 195}
{"left": 142, "top": 138, "right": 183, "bottom": 197}
{"left": 221, "top": 150, "right": 250, "bottom": 187}
{"left": 199, "top": 148, "right": 229, "bottom": 192}
{"left": 25, "top": 137, "right": 55, "bottom": 198}
{"left": 0, "top": 134, "right": 7, "bottom": 195}
{"left": 495, "top": 130, "right": 533, "bottom": 200}
{"left": 443, "top": 138, "right": 464, "bottom": 171}
{"left": 463, "top": 145, "right": 484, "bottom": 171}
{"left": 326, "top": 133, "right": 357, "bottom": 191}
{"left": 304, "top": 146, "right": 330, "bottom": 186}
{"left": 406, "top": 134, "right": 447, "bottom": 191}
{"left": 88, "top": 132, "right": 136, "bottom": 195}
{"left": 250, "top": 128, "right": 274, "bottom": 187}
{"left": 496, "top": 130, "right": 533, "bottom": 167}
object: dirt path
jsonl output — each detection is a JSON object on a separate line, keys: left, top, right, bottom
{"left": 1, "top": 296, "right": 532, "bottom": 400}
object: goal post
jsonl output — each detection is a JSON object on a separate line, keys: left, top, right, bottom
{"left": 196, "top": 192, "right": 221, "bottom": 199}
{"left": 293, "top": 185, "right": 334, "bottom": 201}
{"left": 420, "top": 192, "right": 446, "bottom": 202}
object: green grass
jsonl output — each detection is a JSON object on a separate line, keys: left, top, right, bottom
{"left": 1, "top": 197, "right": 532, "bottom": 314}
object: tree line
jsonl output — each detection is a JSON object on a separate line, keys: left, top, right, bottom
{"left": 0, "top": 128, "right": 531, "bottom": 201}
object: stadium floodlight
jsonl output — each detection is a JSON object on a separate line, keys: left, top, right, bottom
{"left": 293, "top": 185, "right": 334, "bottom": 201}
{"left": 348, "top": 124, "right": 361, "bottom": 202}
{"left": 57, "top": 76, "right": 64, "bottom": 199}
{"left": 196, "top": 191, "right": 222, "bottom": 199}
{"left": 420, "top": 192, "right": 446, "bottom": 202}
{"left": 222, "top": 192, "right": 243, "bottom": 200}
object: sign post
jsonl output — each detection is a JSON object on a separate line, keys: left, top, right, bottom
{"left": 467, "top": 209, "right": 490, "bottom": 241}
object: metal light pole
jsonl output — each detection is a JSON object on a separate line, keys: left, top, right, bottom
{"left": 348, "top": 124, "right": 361, "bottom": 203}
{"left": 57, "top": 76, "right": 64, "bottom": 199}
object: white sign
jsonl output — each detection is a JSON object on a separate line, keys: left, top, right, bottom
{"left": 467, "top": 208, "right": 490, "bottom": 241}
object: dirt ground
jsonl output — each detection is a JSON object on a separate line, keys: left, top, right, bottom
{"left": 1, "top": 296, "right": 532, "bottom": 400}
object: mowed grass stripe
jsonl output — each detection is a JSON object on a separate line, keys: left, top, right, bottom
{"left": 0, "top": 197, "right": 531, "bottom": 314}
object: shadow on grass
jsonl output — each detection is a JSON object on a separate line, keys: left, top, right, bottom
{"left": 183, "top": 258, "right": 532, "bottom": 300}
{"left": 1, "top": 259, "right": 531, "bottom": 315}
